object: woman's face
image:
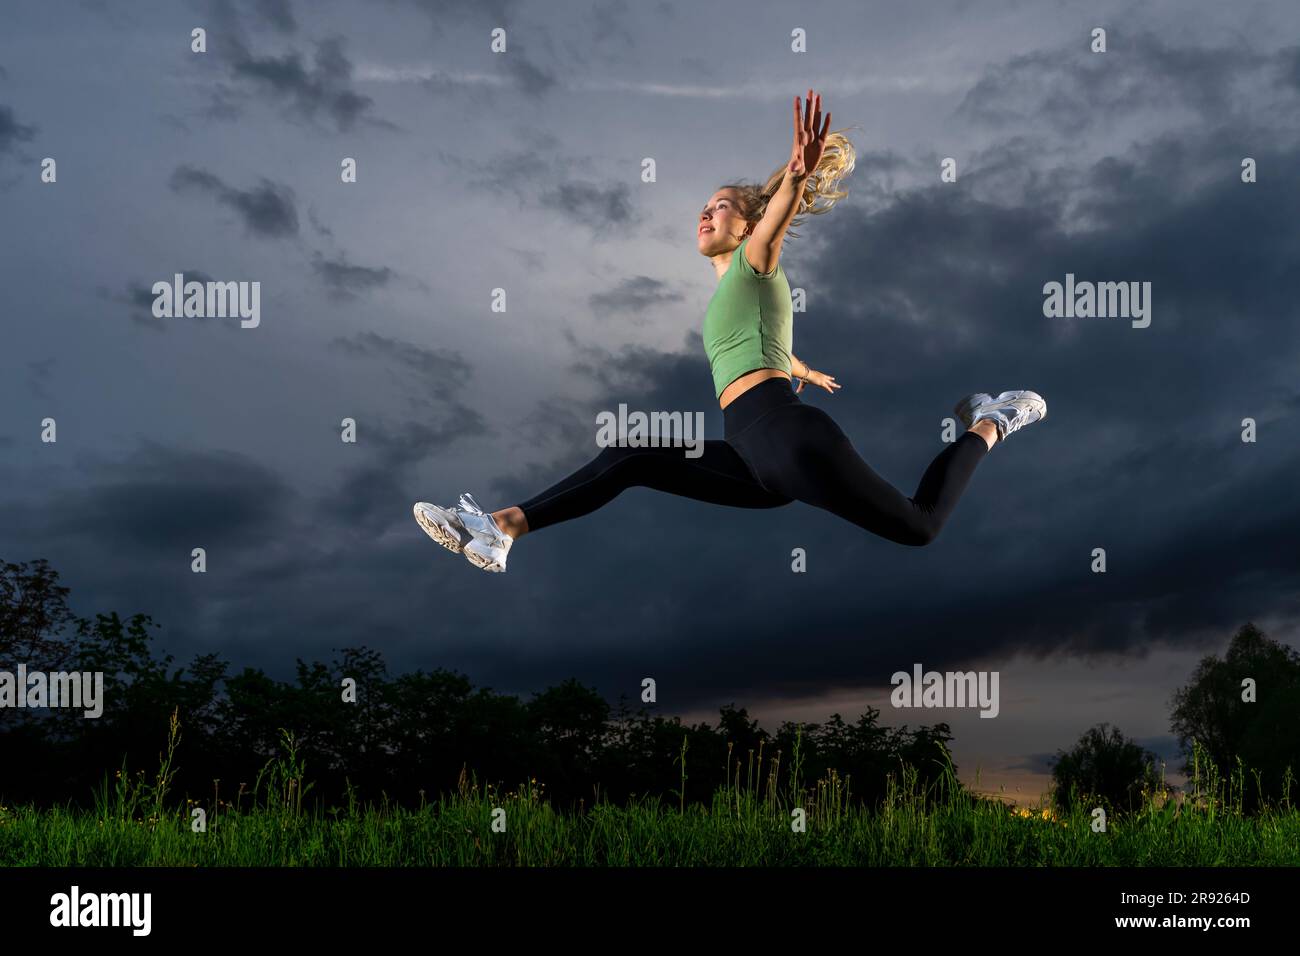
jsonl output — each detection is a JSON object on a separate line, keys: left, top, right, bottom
{"left": 697, "top": 188, "right": 750, "bottom": 255}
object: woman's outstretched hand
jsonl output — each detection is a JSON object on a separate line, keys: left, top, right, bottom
{"left": 789, "top": 89, "right": 831, "bottom": 178}
{"left": 795, "top": 368, "right": 840, "bottom": 395}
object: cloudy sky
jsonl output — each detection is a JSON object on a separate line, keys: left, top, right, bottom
{"left": 2, "top": 0, "right": 1298, "bottom": 804}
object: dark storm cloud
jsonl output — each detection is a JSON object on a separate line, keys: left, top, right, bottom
{"left": 591, "top": 0, "right": 635, "bottom": 50}
{"left": 796, "top": 139, "right": 1300, "bottom": 433}
{"left": 202, "top": 0, "right": 380, "bottom": 132}
{"left": 499, "top": 53, "right": 558, "bottom": 100}
{"left": 322, "top": 332, "right": 487, "bottom": 524}
{"left": 169, "top": 165, "right": 300, "bottom": 238}
{"left": 0, "top": 103, "right": 37, "bottom": 156}
{"left": 48, "top": 442, "right": 298, "bottom": 552}
{"left": 0, "top": 435, "right": 414, "bottom": 667}
{"left": 373, "top": 0, "right": 557, "bottom": 96}
{"left": 538, "top": 181, "right": 636, "bottom": 229}
{"left": 562, "top": 326, "right": 710, "bottom": 400}
{"left": 252, "top": 0, "right": 296, "bottom": 33}
{"left": 437, "top": 141, "right": 557, "bottom": 198}
{"left": 230, "top": 35, "right": 373, "bottom": 132}
{"left": 323, "top": 417, "right": 485, "bottom": 529}
{"left": 0, "top": 413, "right": 483, "bottom": 672}
{"left": 77, "top": 0, "right": 140, "bottom": 28}
{"left": 307, "top": 207, "right": 335, "bottom": 239}
{"left": 26, "top": 359, "right": 55, "bottom": 400}
{"left": 510, "top": 394, "right": 596, "bottom": 452}
{"left": 831, "top": 148, "right": 913, "bottom": 209}
{"left": 311, "top": 252, "right": 395, "bottom": 300}
{"left": 1280, "top": 45, "right": 1300, "bottom": 90}
{"left": 437, "top": 138, "right": 638, "bottom": 230}
{"left": 202, "top": 85, "right": 245, "bottom": 123}
{"left": 459, "top": 147, "right": 547, "bottom": 191}
{"left": 100, "top": 271, "right": 222, "bottom": 330}
{"left": 956, "top": 30, "right": 1273, "bottom": 134}
{"left": 380, "top": 0, "right": 520, "bottom": 24}
{"left": 157, "top": 114, "right": 192, "bottom": 135}
{"left": 328, "top": 331, "right": 475, "bottom": 402}
{"left": 589, "top": 275, "right": 687, "bottom": 323}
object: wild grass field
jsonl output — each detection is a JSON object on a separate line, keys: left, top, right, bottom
{"left": 2, "top": 718, "right": 1296, "bottom": 866}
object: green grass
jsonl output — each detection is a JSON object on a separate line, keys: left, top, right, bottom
{"left": 2, "top": 719, "right": 1297, "bottom": 866}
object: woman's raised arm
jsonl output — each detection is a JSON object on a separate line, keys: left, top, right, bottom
{"left": 745, "top": 89, "right": 831, "bottom": 275}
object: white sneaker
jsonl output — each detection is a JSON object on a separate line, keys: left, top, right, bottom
{"left": 456, "top": 492, "right": 513, "bottom": 573}
{"left": 953, "top": 393, "right": 992, "bottom": 426}
{"left": 413, "top": 501, "right": 472, "bottom": 553}
{"left": 954, "top": 390, "right": 1046, "bottom": 442}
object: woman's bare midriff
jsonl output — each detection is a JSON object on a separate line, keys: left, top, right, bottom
{"left": 718, "top": 368, "right": 793, "bottom": 410}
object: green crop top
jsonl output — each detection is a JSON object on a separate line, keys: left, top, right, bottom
{"left": 701, "top": 235, "right": 793, "bottom": 399}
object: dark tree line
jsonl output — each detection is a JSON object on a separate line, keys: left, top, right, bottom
{"left": 0, "top": 559, "right": 957, "bottom": 811}
{"left": 6, "top": 560, "right": 1294, "bottom": 816}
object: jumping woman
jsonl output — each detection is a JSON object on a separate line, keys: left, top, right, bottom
{"left": 414, "top": 90, "right": 1046, "bottom": 573}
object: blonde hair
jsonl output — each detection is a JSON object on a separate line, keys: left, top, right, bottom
{"left": 719, "top": 127, "right": 857, "bottom": 240}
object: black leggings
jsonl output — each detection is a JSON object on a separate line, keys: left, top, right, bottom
{"left": 515, "top": 377, "right": 988, "bottom": 546}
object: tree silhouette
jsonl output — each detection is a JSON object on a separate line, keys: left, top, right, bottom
{"left": 1050, "top": 722, "right": 1159, "bottom": 815}
{"left": 0, "top": 558, "right": 76, "bottom": 670}
{"left": 1170, "top": 621, "right": 1300, "bottom": 811}
{"left": 527, "top": 678, "right": 610, "bottom": 798}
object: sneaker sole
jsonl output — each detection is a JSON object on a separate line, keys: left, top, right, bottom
{"left": 463, "top": 545, "right": 506, "bottom": 572}
{"left": 414, "top": 503, "right": 466, "bottom": 553}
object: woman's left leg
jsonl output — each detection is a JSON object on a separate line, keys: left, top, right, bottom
{"left": 507, "top": 440, "right": 792, "bottom": 535}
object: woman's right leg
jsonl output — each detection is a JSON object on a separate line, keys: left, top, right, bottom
{"left": 731, "top": 402, "right": 989, "bottom": 547}
{"left": 507, "top": 441, "right": 792, "bottom": 535}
